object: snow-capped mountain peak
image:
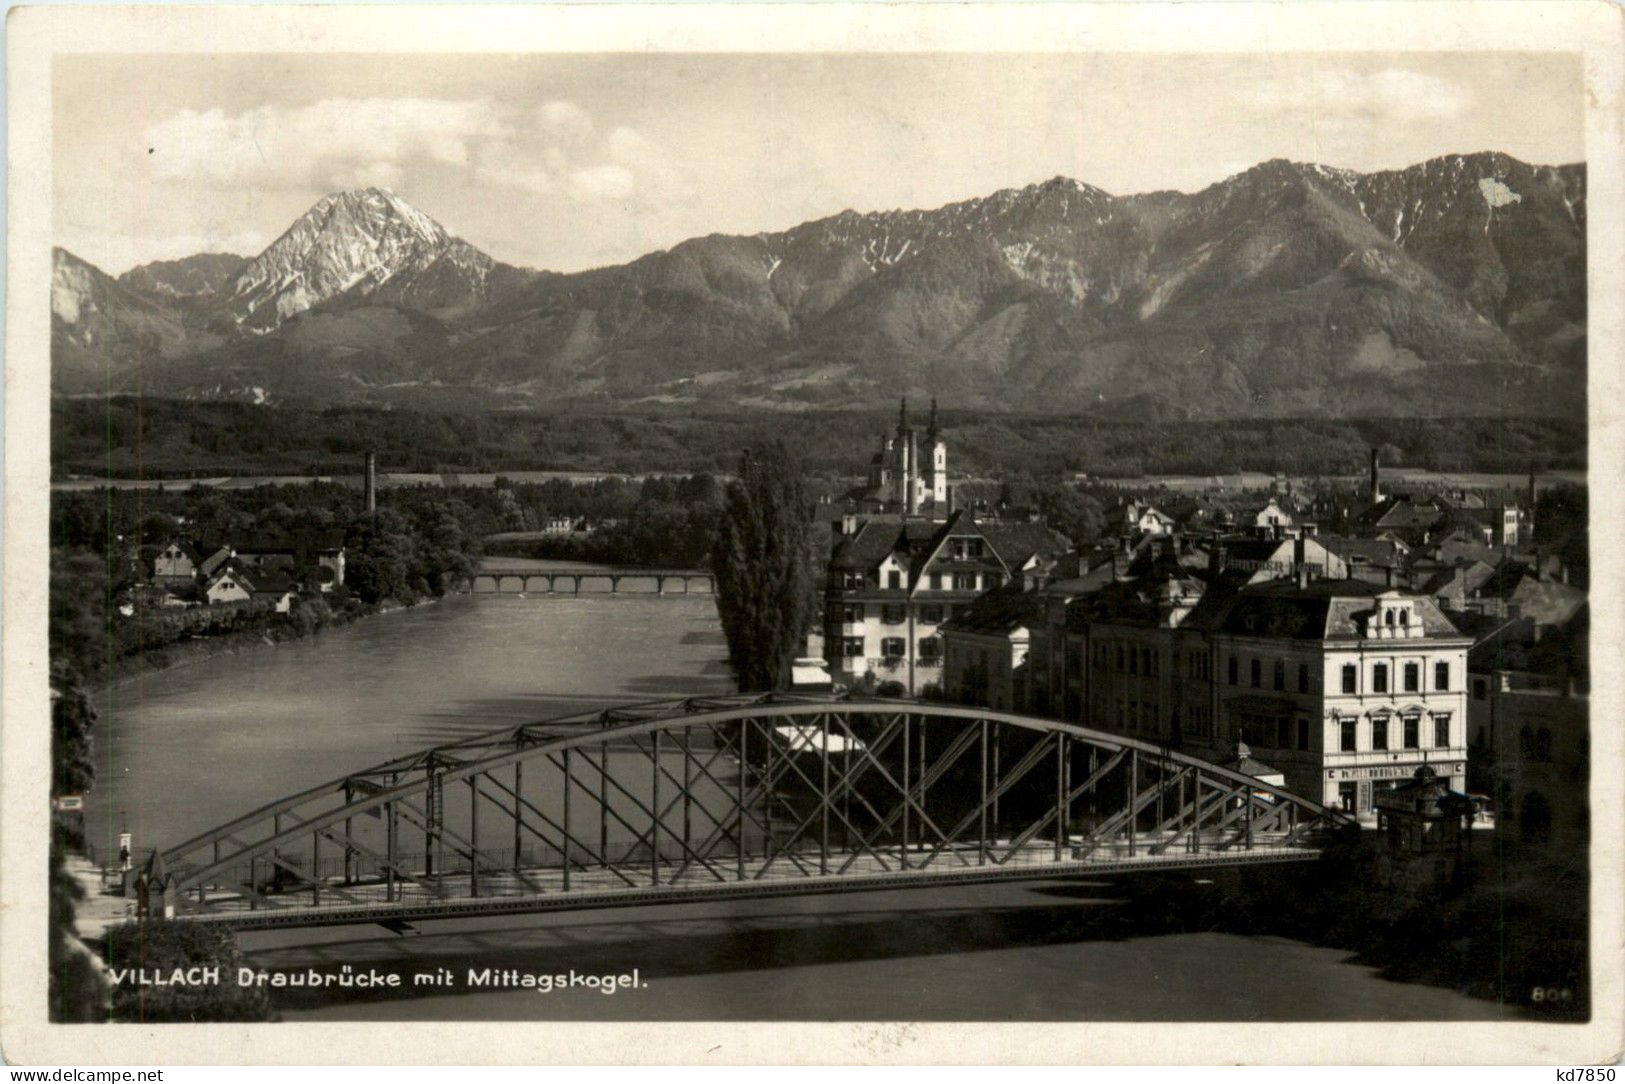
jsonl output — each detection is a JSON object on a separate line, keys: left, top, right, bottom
{"left": 224, "top": 187, "right": 494, "bottom": 331}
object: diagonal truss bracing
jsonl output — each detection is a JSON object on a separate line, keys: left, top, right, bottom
{"left": 155, "top": 694, "right": 1357, "bottom": 928}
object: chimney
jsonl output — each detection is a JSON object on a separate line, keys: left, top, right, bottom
{"left": 1209, "top": 541, "right": 1228, "bottom": 574}
{"left": 1295, "top": 564, "right": 1310, "bottom": 591}
{"left": 1369, "top": 447, "right": 1381, "bottom": 504}
{"left": 364, "top": 452, "right": 377, "bottom": 514}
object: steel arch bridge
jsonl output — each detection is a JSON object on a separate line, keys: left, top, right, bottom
{"left": 152, "top": 694, "right": 1358, "bottom": 930}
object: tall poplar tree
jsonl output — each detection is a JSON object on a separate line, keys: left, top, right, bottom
{"left": 711, "top": 441, "right": 818, "bottom": 692}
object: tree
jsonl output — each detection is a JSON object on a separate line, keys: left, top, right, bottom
{"left": 711, "top": 442, "right": 818, "bottom": 693}
{"left": 1034, "top": 485, "right": 1106, "bottom": 548}
{"left": 344, "top": 508, "right": 420, "bottom": 605}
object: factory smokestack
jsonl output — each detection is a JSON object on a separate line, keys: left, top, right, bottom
{"left": 364, "top": 452, "right": 377, "bottom": 514}
{"left": 1368, "top": 447, "right": 1381, "bottom": 504}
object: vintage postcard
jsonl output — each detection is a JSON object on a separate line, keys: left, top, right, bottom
{"left": 3, "top": 1, "right": 1622, "bottom": 1066}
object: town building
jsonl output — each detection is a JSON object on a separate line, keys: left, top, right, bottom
{"left": 1024, "top": 567, "right": 1471, "bottom": 816}
{"left": 823, "top": 510, "right": 1071, "bottom": 695}
{"left": 152, "top": 541, "right": 201, "bottom": 584}
{"left": 204, "top": 563, "right": 256, "bottom": 606}
{"left": 234, "top": 530, "right": 347, "bottom": 591}
{"left": 939, "top": 586, "right": 1047, "bottom": 712}
{"left": 1465, "top": 606, "right": 1588, "bottom": 850}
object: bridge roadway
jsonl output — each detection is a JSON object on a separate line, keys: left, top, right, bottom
{"left": 151, "top": 693, "right": 1357, "bottom": 930}
{"left": 169, "top": 833, "right": 1316, "bottom": 930}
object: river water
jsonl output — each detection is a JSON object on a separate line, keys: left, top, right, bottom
{"left": 88, "top": 590, "right": 1522, "bottom": 1022}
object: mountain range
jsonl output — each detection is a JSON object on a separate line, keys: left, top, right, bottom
{"left": 51, "top": 152, "right": 1586, "bottom": 418}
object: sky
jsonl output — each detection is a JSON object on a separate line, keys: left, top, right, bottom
{"left": 54, "top": 51, "right": 1584, "bottom": 276}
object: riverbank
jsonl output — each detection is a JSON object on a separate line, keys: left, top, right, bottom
{"left": 100, "top": 593, "right": 456, "bottom": 689}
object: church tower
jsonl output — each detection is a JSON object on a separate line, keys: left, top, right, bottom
{"left": 893, "top": 398, "right": 919, "bottom": 513}
{"left": 923, "top": 398, "right": 948, "bottom": 507}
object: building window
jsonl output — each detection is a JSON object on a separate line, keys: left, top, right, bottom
{"left": 1472, "top": 678, "right": 1486, "bottom": 700}
{"left": 1372, "top": 663, "right": 1389, "bottom": 694}
{"left": 1433, "top": 713, "right": 1450, "bottom": 748}
{"left": 920, "top": 604, "right": 944, "bottom": 624}
{"left": 1435, "top": 662, "right": 1450, "bottom": 691}
{"left": 1340, "top": 718, "right": 1357, "bottom": 752}
{"left": 881, "top": 638, "right": 906, "bottom": 659}
{"left": 1297, "top": 717, "right": 1310, "bottom": 750}
{"left": 1143, "top": 647, "right": 1153, "bottom": 676}
{"left": 1298, "top": 663, "right": 1310, "bottom": 693}
{"left": 1228, "top": 657, "right": 1238, "bottom": 685}
{"left": 887, "top": 570, "right": 902, "bottom": 589}
{"left": 929, "top": 573, "right": 942, "bottom": 590}
{"left": 1276, "top": 716, "right": 1290, "bottom": 748}
{"left": 1403, "top": 662, "right": 1419, "bottom": 693}
{"left": 881, "top": 604, "right": 905, "bottom": 625}
{"left": 1403, "top": 714, "right": 1420, "bottom": 749}
{"left": 1342, "top": 664, "right": 1357, "bottom": 694}
{"left": 953, "top": 573, "right": 977, "bottom": 591}
{"left": 1250, "top": 659, "right": 1262, "bottom": 688}
{"left": 841, "top": 604, "right": 865, "bottom": 624}
{"left": 1272, "top": 660, "right": 1285, "bottom": 691}
{"left": 1129, "top": 648, "right": 1139, "bottom": 675}
{"left": 919, "top": 638, "right": 942, "bottom": 662}
{"left": 1372, "top": 715, "right": 1388, "bottom": 751}
{"left": 842, "top": 637, "right": 864, "bottom": 657}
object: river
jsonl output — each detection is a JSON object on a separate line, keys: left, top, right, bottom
{"left": 89, "top": 591, "right": 1523, "bottom": 1022}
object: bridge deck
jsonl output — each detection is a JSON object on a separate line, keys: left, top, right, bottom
{"left": 171, "top": 833, "right": 1318, "bottom": 930}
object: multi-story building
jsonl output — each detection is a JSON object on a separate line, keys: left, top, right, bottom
{"left": 1212, "top": 580, "right": 1471, "bottom": 814}
{"left": 1466, "top": 606, "right": 1589, "bottom": 850}
{"left": 939, "top": 587, "right": 1046, "bottom": 712}
{"left": 824, "top": 510, "right": 1071, "bottom": 695}
{"left": 1026, "top": 567, "right": 1471, "bottom": 816}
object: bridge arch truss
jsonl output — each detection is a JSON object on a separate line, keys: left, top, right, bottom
{"left": 155, "top": 694, "right": 1357, "bottom": 929}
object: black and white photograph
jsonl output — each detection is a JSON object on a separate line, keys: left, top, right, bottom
{"left": 4, "top": 0, "right": 1621, "bottom": 1066}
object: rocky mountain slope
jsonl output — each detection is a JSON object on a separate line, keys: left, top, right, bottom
{"left": 119, "top": 253, "right": 248, "bottom": 300}
{"left": 52, "top": 153, "right": 1586, "bottom": 417}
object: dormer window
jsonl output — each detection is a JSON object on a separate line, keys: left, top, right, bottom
{"left": 1368, "top": 596, "right": 1421, "bottom": 639}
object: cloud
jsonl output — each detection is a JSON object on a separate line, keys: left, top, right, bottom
{"left": 143, "top": 98, "right": 505, "bottom": 190}
{"left": 1252, "top": 67, "right": 1472, "bottom": 121}
{"left": 568, "top": 164, "right": 636, "bottom": 200}
{"left": 141, "top": 97, "right": 669, "bottom": 206}
{"left": 538, "top": 100, "right": 594, "bottom": 141}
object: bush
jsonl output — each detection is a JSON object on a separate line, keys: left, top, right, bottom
{"left": 101, "top": 920, "right": 276, "bottom": 1022}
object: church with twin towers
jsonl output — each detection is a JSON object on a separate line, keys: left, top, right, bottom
{"left": 860, "top": 399, "right": 949, "bottom": 516}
